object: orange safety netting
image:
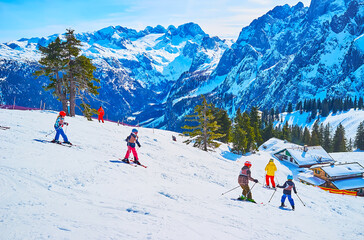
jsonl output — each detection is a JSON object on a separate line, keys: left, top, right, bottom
{"left": 318, "top": 186, "right": 357, "bottom": 196}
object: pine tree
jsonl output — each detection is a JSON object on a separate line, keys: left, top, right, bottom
{"left": 358, "top": 97, "right": 363, "bottom": 110}
{"left": 182, "top": 95, "right": 225, "bottom": 151}
{"left": 302, "top": 127, "right": 311, "bottom": 145}
{"left": 250, "top": 106, "right": 263, "bottom": 146}
{"left": 262, "top": 122, "right": 274, "bottom": 142}
{"left": 244, "top": 112, "right": 257, "bottom": 151}
{"left": 321, "top": 99, "right": 330, "bottom": 117}
{"left": 212, "top": 106, "right": 231, "bottom": 143}
{"left": 34, "top": 29, "right": 100, "bottom": 118}
{"left": 282, "top": 121, "right": 291, "bottom": 142}
{"left": 354, "top": 121, "right": 364, "bottom": 150}
{"left": 231, "top": 109, "right": 248, "bottom": 154}
{"left": 332, "top": 123, "right": 347, "bottom": 152}
{"left": 34, "top": 37, "right": 69, "bottom": 114}
{"left": 310, "top": 120, "right": 320, "bottom": 145}
{"left": 322, "top": 123, "right": 332, "bottom": 152}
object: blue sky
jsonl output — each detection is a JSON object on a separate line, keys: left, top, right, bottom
{"left": 0, "top": 0, "right": 310, "bottom": 43}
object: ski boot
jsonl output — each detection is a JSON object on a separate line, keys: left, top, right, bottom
{"left": 63, "top": 141, "right": 72, "bottom": 145}
{"left": 280, "top": 203, "right": 286, "bottom": 208}
{"left": 134, "top": 159, "right": 141, "bottom": 165}
{"left": 51, "top": 139, "right": 60, "bottom": 144}
{"left": 291, "top": 205, "right": 295, "bottom": 211}
{"left": 122, "top": 158, "right": 129, "bottom": 163}
{"left": 238, "top": 195, "right": 246, "bottom": 201}
{"left": 247, "top": 198, "right": 256, "bottom": 203}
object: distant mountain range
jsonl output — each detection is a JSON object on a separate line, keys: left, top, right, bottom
{"left": 0, "top": 0, "right": 363, "bottom": 131}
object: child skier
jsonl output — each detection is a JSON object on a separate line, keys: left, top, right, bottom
{"left": 122, "top": 128, "right": 141, "bottom": 165}
{"left": 277, "top": 175, "right": 297, "bottom": 210}
{"left": 265, "top": 158, "right": 277, "bottom": 188}
{"left": 51, "top": 111, "right": 72, "bottom": 145}
{"left": 98, "top": 106, "right": 104, "bottom": 123}
{"left": 238, "top": 161, "right": 259, "bottom": 202}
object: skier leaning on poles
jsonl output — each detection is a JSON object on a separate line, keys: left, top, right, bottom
{"left": 238, "top": 161, "right": 258, "bottom": 203}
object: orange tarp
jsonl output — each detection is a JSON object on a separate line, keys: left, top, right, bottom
{"left": 318, "top": 186, "right": 357, "bottom": 196}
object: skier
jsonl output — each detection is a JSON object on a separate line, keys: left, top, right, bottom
{"left": 277, "top": 175, "right": 297, "bottom": 210}
{"left": 51, "top": 111, "right": 72, "bottom": 145}
{"left": 98, "top": 106, "right": 104, "bottom": 123}
{"left": 238, "top": 161, "right": 259, "bottom": 202}
{"left": 122, "top": 128, "right": 141, "bottom": 165}
{"left": 265, "top": 158, "right": 277, "bottom": 188}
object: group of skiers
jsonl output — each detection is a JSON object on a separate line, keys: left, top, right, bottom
{"left": 238, "top": 159, "right": 297, "bottom": 210}
{"left": 51, "top": 108, "right": 143, "bottom": 165}
{"left": 51, "top": 109, "right": 297, "bottom": 205}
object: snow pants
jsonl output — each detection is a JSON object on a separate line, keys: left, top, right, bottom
{"left": 265, "top": 175, "right": 276, "bottom": 188}
{"left": 281, "top": 194, "right": 294, "bottom": 207}
{"left": 124, "top": 146, "right": 138, "bottom": 160}
{"left": 98, "top": 114, "right": 104, "bottom": 123}
{"left": 240, "top": 184, "right": 252, "bottom": 200}
{"left": 54, "top": 127, "right": 68, "bottom": 142}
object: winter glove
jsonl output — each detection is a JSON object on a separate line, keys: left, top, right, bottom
{"left": 254, "top": 179, "right": 258, "bottom": 183}
{"left": 64, "top": 122, "right": 69, "bottom": 126}
{"left": 277, "top": 184, "right": 280, "bottom": 187}
{"left": 137, "top": 143, "right": 141, "bottom": 148}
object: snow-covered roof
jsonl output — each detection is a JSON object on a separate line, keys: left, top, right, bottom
{"left": 331, "top": 177, "right": 364, "bottom": 190}
{"left": 259, "top": 137, "right": 300, "bottom": 153}
{"left": 320, "top": 163, "right": 364, "bottom": 178}
{"left": 298, "top": 172, "right": 326, "bottom": 186}
{"left": 285, "top": 146, "right": 335, "bottom": 166}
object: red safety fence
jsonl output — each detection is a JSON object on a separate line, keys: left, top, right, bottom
{"left": 0, "top": 104, "right": 41, "bottom": 110}
{"left": 1, "top": 104, "right": 138, "bottom": 127}
{"left": 318, "top": 186, "right": 358, "bottom": 196}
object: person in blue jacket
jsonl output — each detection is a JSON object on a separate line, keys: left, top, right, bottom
{"left": 277, "top": 175, "right": 297, "bottom": 210}
{"left": 51, "top": 111, "right": 72, "bottom": 145}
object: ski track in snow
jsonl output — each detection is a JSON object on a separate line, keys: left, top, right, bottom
{"left": 0, "top": 109, "right": 363, "bottom": 240}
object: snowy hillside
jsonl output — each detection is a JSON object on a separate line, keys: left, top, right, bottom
{"left": 0, "top": 109, "right": 363, "bottom": 240}
{"left": 276, "top": 109, "right": 364, "bottom": 140}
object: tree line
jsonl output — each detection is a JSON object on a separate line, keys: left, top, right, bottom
{"left": 262, "top": 96, "right": 364, "bottom": 123}
{"left": 182, "top": 95, "right": 364, "bottom": 153}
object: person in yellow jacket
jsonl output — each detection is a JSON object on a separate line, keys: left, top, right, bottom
{"left": 265, "top": 159, "right": 277, "bottom": 188}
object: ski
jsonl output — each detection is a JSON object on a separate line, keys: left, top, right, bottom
{"left": 117, "top": 158, "right": 137, "bottom": 167}
{"left": 278, "top": 206, "right": 294, "bottom": 211}
{"left": 130, "top": 159, "right": 147, "bottom": 168}
{"left": 33, "top": 139, "right": 77, "bottom": 148}
{"left": 231, "top": 197, "right": 257, "bottom": 204}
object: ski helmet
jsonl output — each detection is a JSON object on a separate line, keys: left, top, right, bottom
{"left": 59, "top": 111, "right": 66, "bottom": 117}
{"left": 244, "top": 161, "right": 252, "bottom": 167}
{"left": 287, "top": 175, "right": 293, "bottom": 180}
{"left": 132, "top": 128, "right": 138, "bottom": 134}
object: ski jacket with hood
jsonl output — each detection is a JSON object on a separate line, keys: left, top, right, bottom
{"left": 265, "top": 162, "right": 277, "bottom": 176}
{"left": 278, "top": 180, "right": 297, "bottom": 195}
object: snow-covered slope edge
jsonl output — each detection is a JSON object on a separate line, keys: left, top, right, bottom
{"left": 0, "top": 109, "right": 363, "bottom": 240}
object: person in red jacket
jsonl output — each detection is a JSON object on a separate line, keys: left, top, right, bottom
{"left": 98, "top": 106, "right": 104, "bottom": 123}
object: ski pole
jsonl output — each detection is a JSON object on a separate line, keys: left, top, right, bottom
{"left": 221, "top": 185, "right": 240, "bottom": 196}
{"left": 267, "top": 189, "right": 277, "bottom": 204}
{"left": 295, "top": 192, "right": 306, "bottom": 206}
{"left": 45, "top": 129, "right": 55, "bottom": 137}
{"left": 244, "top": 182, "right": 257, "bottom": 198}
